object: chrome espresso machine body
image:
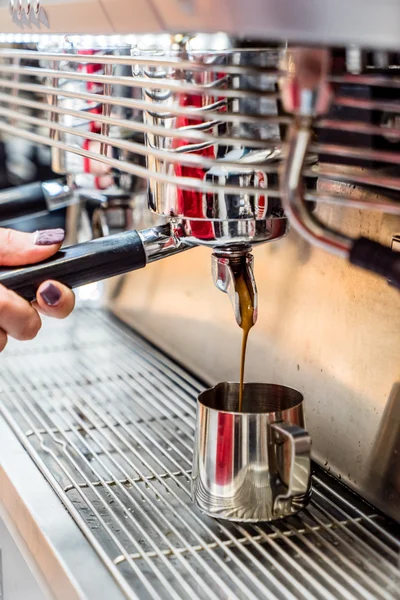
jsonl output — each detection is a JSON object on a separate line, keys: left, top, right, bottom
{"left": 0, "top": 0, "right": 399, "bottom": 598}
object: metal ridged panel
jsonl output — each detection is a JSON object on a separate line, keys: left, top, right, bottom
{"left": 0, "top": 43, "right": 399, "bottom": 210}
{"left": 0, "top": 308, "right": 399, "bottom": 600}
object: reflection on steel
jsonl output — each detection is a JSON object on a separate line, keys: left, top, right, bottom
{"left": 136, "top": 39, "right": 286, "bottom": 246}
{"left": 0, "top": 42, "right": 399, "bottom": 230}
{"left": 192, "top": 382, "right": 311, "bottom": 521}
{"left": 0, "top": 308, "right": 399, "bottom": 599}
{"left": 212, "top": 245, "right": 258, "bottom": 326}
{"left": 280, "top": 48, "right": 352, "bottom": 258}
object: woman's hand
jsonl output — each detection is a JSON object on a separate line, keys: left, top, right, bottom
{"left": 0, "top": 227, "right": 75, "bottom": 352}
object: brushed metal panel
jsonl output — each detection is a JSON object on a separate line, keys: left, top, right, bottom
{"left": 108, "top": 205, "right": 400, "bottom": 522}
{"left": 150, "top": 0, "right": 233, "bottom": 34}
{"left": 100, "top": 0, "right": 163, "bottom": 33}
{"left": 228, "top": 0, "right": 400, "bottom": 50}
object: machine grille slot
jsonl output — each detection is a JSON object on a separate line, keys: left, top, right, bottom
{"left": 0, "top": 40, "right": 399, "bottom": 216}
{"left": 0, "top": 308, "right": 399, "bottom": 600}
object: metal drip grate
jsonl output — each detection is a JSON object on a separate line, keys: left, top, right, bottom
{"left": 0, "top": 308, "right": 399, "bottom": 600}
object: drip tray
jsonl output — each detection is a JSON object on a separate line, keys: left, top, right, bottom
{"left": 0, "top": 308, "right": 399, "bottom": 600}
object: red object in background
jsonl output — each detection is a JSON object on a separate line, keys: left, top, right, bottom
{"left": 173, "top": 156, "right": 215, "bottom": 240}
{"left": 255, "top": 171, "right": 266, "bottom": 219}
{"left": 172, "top": 74, "right": 218, "bottom": 240}
{"left": 78, "top": 50, "right": 107, "bottom": 189}
{"left": 215, "top": 413, "right": 234, "bottom": 485}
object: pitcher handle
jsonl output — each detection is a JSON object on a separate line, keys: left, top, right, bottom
{"left": 271, "top": 422, "right": 312, "bottom": 516}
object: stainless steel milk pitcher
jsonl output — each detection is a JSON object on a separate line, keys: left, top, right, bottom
{"left": 192, "top": 382, "right": 312, "bottom": 522}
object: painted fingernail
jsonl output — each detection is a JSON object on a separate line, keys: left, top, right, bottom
{"left": 40, "top": 283, "right": 62, "bottom": 306}
{"left": 34, "top": 228, "right": 65, "bottom": 246}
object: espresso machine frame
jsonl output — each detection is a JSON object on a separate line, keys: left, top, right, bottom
{"left": 0, "top": 2, "right": 399, "bottom": 598}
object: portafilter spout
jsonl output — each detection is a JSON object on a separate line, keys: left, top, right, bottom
{"left": 212, "top": 245, "right": 258, "bottom": 328}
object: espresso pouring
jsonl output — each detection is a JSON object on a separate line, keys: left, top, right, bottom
{"left": 235, "top": 269, "right": 256, "bottom": 412}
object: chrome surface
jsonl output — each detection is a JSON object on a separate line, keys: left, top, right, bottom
{"left": 1, "top": 308, "right": 399, "bottom": 599}
{"left": 0, "top": 41, "right": 399, "bottom": 230}
{"left": 212, "top": 245, "right": 258, "bottom": 327}
{"left": 282, "top": 119, "right": 352, "bottom": 258}
{"left": 192, "top": 382, "right": 311, "bottom": 522}
{"left": 280, "top": 48, "right": 354, "bottom": 258}
{"left": 137, "top": 38, "right": 287, "bottom": 246}
{"left": 180, "top": 217, "right": 288, "bottom": 248}
{"left": 1, "top": 39, "right": 400, "bottom": 256}
{"left": 42, "top": 179, "right": 76, "bottom": 211}
{"left": 279, "top": 48, "right": 332, "bottom": 117}
{"left": 109, "top": 201, "right": 400, "bottom": 524}
{"left": 36, "top": 39, "right": 132, "bottom": 189}
{"left": 0, "top": 32, "right": 400, "bottom": 538}
{"left": 138, "top": 223, "right": 189, "bottom": 263}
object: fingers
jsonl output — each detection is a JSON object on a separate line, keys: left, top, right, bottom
{"left": 0, "top": 227, "right": 65, "bottom": 266}
{"left": 0, "top": 329, "right": 7, "bottom": 352}
{"left": 0, "top": 280, "right": 75, "bottom": 354}
{"left": 0, "top": 284, "right": 41, "bottom": 342}
{"left": 0, "top": 228, "right": 74, "bottom": 353}
{"left": 35, "top": 280, "right": 75, "bottom": 319}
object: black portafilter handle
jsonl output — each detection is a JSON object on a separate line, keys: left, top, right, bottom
{"left": 0, "top": 230, "right": 147, "bottom": 301}
{"left": 350, "top": 237, "right": 400, "bottom": 289}
{"left": 0, "top": 182, "right": 49, "bottom": 225}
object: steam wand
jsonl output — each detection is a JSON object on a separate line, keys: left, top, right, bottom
{"left": 280, "top": 47, "right": 400, "bottom": 289}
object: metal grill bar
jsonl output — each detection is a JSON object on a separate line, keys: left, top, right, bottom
{"left": 328, "top": 73, "right": 400, "bottom": 88}
{"left": 0, "top": 86, "right": 285, "bottom": 150}
{"left": 0, "top": 49, "right": 399, "bottom": 88}
{"left": 306, "top": 166, "right": 400, "bottom": 193}
{"left": 307, "top": 503, "right": 398, "bottom": 593}
{"left": 0, "top": 99, "right": 284, "bottom": 172}
{"left": 0, "top": 113, "right": 399, "bottom": 215}
{"left": 0, "top": 78, "right": 287, "bottom": 127}
{"left": 0, "top": 400, "right": 140, "bottom": 600}
{"left": 107, "top": 517, "right": 365, "bottom": 560}
{"left": 333, "top": 95, "right": 400, "bottom": 112}
{"left": 0, "top": 45, "right": 400, "bottom": 217}
{"left": 1, "top": 70, "right": 398, "bottom": 126}
{"left": 310, "top": 143, "right": 400, "bottom": 166}
{"left": 0, "top": 49, "right": 281, "bottom": 76}
{"left": 0, "top": 64, "right": 280, "bottom": 100}
{"left": 10, "top": 368, "right": 292, "bottom": 599}
{"left": 317, "top": 118, "right": 400, "bottom": 138}
{"left": 3, "top": 83, "right": 400, "bottom": 159}
{"left": 4, "top": 394, "right": 173, "bottom": 600}
{"left": 0, "top": 121, "right": 282, "bottom": 201}
{"left": 0, "top": 309, "right": 399, "bottom": 600}
{"left": 0, "top": 80, "right": 399, "bottom": 154}
{"left": 312, "top": 478, "right": 400, "bottom": 558}
{"left": 304, "top": 192, "right": 400, "bottom": 215}
{"left": 36, "top": 396, "right": 217, "bottom": 600}
{"left": 2, "top": 74, "right": 397, "bottom": 145}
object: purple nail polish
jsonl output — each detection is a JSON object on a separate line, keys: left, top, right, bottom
{"left": 40, "top": 283, "right": 62, "bottom": 306}
{"left": 34, "top": 228, "right": 65, "bottom": 246}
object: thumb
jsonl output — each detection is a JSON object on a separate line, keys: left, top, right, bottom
{"left": 0, "top": 228, "right": 65, "bottom": 266}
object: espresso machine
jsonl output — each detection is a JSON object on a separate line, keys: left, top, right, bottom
{"left": 0, "top": 1, "right": 399, "bottom": 599}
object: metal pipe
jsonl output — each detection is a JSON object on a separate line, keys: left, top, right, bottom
{"left": 281, "top": 118, "right": 351, "bottom": 258}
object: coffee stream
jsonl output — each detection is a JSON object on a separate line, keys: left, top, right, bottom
{"left": 235, "top": 270, "right": 255, "bottom": 412}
